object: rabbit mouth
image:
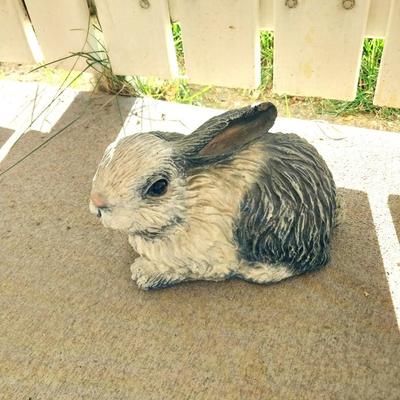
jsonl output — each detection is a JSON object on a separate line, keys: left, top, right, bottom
{"left": 129, "top": 216, "right": 184, "bottom": 240}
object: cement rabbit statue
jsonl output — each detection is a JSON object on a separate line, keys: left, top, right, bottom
{"left": 90, "top": 102, "right": 337, "bottom": 290}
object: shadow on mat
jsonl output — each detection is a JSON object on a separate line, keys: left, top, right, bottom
{"left": 0, "top": 127, "right": 15, "bottom": 147}
{"left": 388, "top": 194, "right": 400, "bottom": 243}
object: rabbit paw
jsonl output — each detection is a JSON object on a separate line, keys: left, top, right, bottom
{"left": 130, "top": 262, "right": 141, "bottom": 281}
{"left": 130, "top": 258, "right": 152, "bottom": 282}
{"left": 130, "top": 258, "right": 184, "bottom": 290}
{"left": 136, "top": 272, "right": 183, "bottom": 290}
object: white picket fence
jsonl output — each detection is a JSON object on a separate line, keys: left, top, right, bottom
{"left": 0, "top": 0, "right": 399, "bottom": 108}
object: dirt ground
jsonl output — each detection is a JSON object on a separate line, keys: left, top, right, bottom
{"left": 0, "top": 91, "right": 399, "bottom": 399}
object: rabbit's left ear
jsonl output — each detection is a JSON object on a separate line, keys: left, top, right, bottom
{"left": 178, "top": 102, "right": 277, "bottom": 161}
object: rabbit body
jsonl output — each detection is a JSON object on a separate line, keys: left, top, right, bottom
{"left": 90, "top": 103, "right": 337, "bottom": 290}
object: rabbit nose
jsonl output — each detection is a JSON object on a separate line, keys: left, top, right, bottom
{"left": 90, "top": 193, "right": 110, "bottom": 218}
{"left": 90, "top": 192, "right": 108, "bottom": 208}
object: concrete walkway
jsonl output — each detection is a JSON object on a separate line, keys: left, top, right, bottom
{"left": 1, "top": 81, "right": 399, "bottom": 399}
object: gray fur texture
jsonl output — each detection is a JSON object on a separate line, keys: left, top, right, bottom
{"left": 89, "top": 102, "right": 337, "bottom": 290}
{"left": 234, "top": 133, "right": 336, "bottom": 275}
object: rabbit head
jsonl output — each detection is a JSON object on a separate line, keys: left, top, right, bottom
{"left": 89, "top": 102, "right": 277, "bottom": 237}
{"left": 89, "top": 132, "right": 186, "bottom": 234}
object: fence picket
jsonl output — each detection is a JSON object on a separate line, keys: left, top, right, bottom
{"left": 23, "top": 0, "right": 91, "bottom": 70}
{"left": 0, "top": 0, "right": 36, "bottom": 63}
{"left": 176, "top": 0, "right": 260, "bottom": 88}
{"left": 94, "top": 0, "right": 178, "bottom": 79}
{"left": 365, "top": 0, "right": 391, "bottom": 38}
{"left": 273, "top": 0, "right": 370, "bottom": 100}
{"left": 260, "top": 0, "right": 274, "bottom": 31}
{"left": 260, "top": 0, "right": 390, "bottom": 38}
{"left": 374, "top": 0, "right": 400, "bottom": 108}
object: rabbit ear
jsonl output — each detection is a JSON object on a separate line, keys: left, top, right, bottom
{"left": 178, "top": 102, "right": 277, "bottom": 159}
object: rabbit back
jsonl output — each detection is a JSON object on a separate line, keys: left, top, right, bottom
{"left": 234, "top": 133, "right": 337, "bottom": 274}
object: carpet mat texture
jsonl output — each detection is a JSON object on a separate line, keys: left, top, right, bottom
{"left": 1, "top": 94, "right": 399, "bottom": 400}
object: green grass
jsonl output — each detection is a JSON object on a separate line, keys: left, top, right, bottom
{"left": 260, "top": 31, "right": 274, "bottom": 90}
{"left": 172, "top": 22, "right": 184, "bottom": 65}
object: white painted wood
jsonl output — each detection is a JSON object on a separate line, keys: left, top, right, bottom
{"left": 260, "top": 0, "right": 274, "bottom": 31}
{"left": 273, "top": 0, "right": 370, "bottom": 100}
{"left": 374, "top": 0, "right": 400, "bottom": 108}
{"left": 23, "top": 0, "right": 91, "bottom": 70}
{"left": 175, "top": 0, "right": 385, "bottom": 38}
{"left": 168, "top": 0, "right": 179, "bottom": 22}
{"left": 262, "top": 0, "right": 386, "bottom": 38}
{"left": 94, "top": 0, "right": 178, "bottom": 79}
{"left": 366, "top": 0, "right": 391, "bottom": 38}
{"left": 0, "top": 0, "right": 36, "bottom": 63}
{"left": 176, "top": 0, "right": 260, "bottom": 88}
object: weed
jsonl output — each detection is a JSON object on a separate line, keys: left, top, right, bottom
{"left": 172, "top": 22, "right": 184, "bottom": 68}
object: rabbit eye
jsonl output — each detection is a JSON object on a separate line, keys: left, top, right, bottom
{"left": 146, "top": 179, "right": 168, "bottom": 197}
